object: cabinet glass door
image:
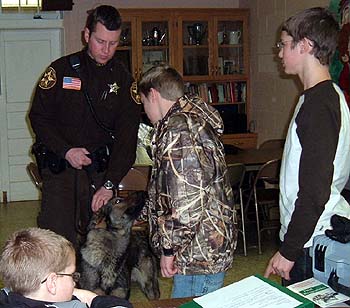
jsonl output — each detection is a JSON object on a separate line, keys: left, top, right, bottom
{"left": 141, "top": 21, "right": 169, "bottom": 74}
{"left": 217, "top": 20, "right": 244, "bottom": 76}
{"left": 115, "top": 21, "right": 132, "bottom": 73}
{"left": 182, "top": 20, "right": 209, "bottom": 77}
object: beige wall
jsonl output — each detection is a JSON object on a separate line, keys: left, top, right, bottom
{"left": 240, "top": 0, "right": 330, "bottom": 145}
{"left": 63, "top": 0, "right": 239, "bottom": 53}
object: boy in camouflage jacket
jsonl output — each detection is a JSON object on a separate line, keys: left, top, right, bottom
{"left": 138, "top": 65, "right": 237, "bottom": 298}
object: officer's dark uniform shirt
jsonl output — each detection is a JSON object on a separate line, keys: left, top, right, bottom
{"left": 29, "top": 48, "right": 141, "bottom": 185}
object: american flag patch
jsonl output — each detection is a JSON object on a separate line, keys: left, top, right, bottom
{"left": 63, "top": 77, "right": 81, "bottom": 90}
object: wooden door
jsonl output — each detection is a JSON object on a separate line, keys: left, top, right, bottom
{"left": 0, "top": 24, "right": 63, "bottom": 202}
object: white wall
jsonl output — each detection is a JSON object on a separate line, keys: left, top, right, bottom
{"left": 240, "top": 0, "right": 330, "bottom": 145}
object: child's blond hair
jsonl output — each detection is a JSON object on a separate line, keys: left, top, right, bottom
{"left": 0, "top": 228, "right": 75, "bottom": 295}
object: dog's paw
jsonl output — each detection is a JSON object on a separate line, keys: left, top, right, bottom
{"left": 110, "top": 287, "right": 129, "bottom": 300}
{"left": 93, "top": 288, "right": 106, "bottom": 296}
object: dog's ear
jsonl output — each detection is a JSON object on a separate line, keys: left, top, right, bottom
{"left": 125, "top": 191, "right": 147, "bottom": 219}
{"left": 88, "top": 209, "right": 105, "bottom": 230}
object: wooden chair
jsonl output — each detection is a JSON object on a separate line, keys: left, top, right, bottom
{"left": 26, "top": 162, "right": 150, "bottom": 193}
{"left": 26, "top": 162, "right": 42, "bottom": 191}
{"left": 117, "top": 165, "right": 150, "bottom": 193}
{"left": 117, "top": 165, "right": 151, "bottom": 232}
{"left": 259, "top": 139, "right": 285, "bottom": 150}
{"left": 250, "top": 159, "right": 281, "bottom": 254}
{"left": 227, "top": 163, "right": 247, "bottom": 256}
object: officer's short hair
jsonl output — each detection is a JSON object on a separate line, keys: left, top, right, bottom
{"left": 86, "top": 5, "right": 122, "bottom": 34}
{"left": 0, "top": 228, "right": 75, "bottom": 295}
{"left": 138, "top": 65, "right": 184, "bottom": 101}
{"left": 281, "top": 7, "right": 338, "bottom": 65}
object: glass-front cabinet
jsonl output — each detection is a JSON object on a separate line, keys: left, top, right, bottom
{"left": 140, "top": 20, "right": 170, "bottom": 74}
{"left": 216, "top": 19, "right": 245, "bottom": 76}
{"left": 181, "top": 18, "right": 209, "bottom": 77}
{"left": 118, "top": 9, "right": 256, "bottom": 149}
{"left": 118, "top": 10, "right": 174, "bottom": 81}
{"left": 176, "top": 12, "right": 248, "bottom": 81}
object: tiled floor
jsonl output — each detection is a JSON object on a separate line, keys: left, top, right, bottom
{"left": 0, "top": 200, "right": 280, "bottom": 303}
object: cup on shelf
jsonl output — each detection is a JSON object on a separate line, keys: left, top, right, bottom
{"left": 228, "top": 30, "right": 241, "bottom": 44}
{"left": 218, "top": 31, "right": 224, "bottom": 44}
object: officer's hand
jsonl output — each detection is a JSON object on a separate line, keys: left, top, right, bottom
{"left": 91, "top": 187, "right": 113, "bottom": 212}
{"left": 65, "top": 148, "right": 92, "bottom": 169}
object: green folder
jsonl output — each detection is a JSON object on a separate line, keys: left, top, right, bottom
{"left": 179, "top": 274, "right": 314, "bottom": 308}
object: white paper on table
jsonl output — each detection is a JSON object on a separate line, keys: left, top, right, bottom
{"left": 193, "top": 276, "right": 302, "bottom": 308}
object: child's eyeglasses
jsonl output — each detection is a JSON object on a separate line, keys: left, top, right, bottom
{"left": 276, "top": 40, "right": 293, "bottom": 50}
{"left": 41, "top": 271, "right": 81, "bottom": 284}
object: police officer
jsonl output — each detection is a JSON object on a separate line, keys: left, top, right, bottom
{"left": 29, "top": 5, "right": 141, "bottom": 247}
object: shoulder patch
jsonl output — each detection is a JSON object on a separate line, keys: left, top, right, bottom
{"left": 130, "top": 81, "right": 141, "bottom": 105}
{"left": 39, "top": 66, "right": 57, "bottom": 90}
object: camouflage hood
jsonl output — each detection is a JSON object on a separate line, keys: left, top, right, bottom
{"left": 167, "top": 94, "right": 224, "bottom": 136}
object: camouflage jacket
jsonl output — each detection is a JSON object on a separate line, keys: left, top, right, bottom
{"left": 146, "top": 94, "right": 237, "bottom": 275}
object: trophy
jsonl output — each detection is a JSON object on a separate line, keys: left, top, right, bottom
{"left": 187, "top": 23, "right": 206, "bottom": 45}
{"left": 151, "top": 27, "right": 161, "bottom": 46}
{"left": 120, "top": 28, "right": 130, "bottom": 46}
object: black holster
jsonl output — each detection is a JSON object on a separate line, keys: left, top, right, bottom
{"left": 32, "top": 142, "right": 67, "bottom": 174}
{"left": 32, "top": 143, "right": 111, "bottom": 175}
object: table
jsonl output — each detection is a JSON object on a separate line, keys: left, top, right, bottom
{"left": 132, "top": 297, "right": 192, "bottom": 308}
{"left": 225, "top": 147, "right": 283, "bottom": 171}
{"left": 132, "top": 297, "right": 348, "bottom": 308}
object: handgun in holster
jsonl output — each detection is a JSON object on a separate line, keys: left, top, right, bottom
{"left": 32, "top": 142, "right": 67, "bottom": 174}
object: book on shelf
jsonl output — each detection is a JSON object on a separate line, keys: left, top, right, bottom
{"left": 207, "top": 89, "right": 212, "bottom": 103}
{"left": 198, "top": 83, "right": 209, "bottom": 103}
{"left": 241, "top": 82, "right": 247, "bottom": 102}
{"left": 184, "top": 82, "right": 246, "bottom": 104}
{"left": 217, "top": 84, "right": 225, "bottom": 103}
{"left": 229, "top": 82, "right": 236, "bottom": 103}
{"left": 226, "top": 82, "right": 231, "bottom": 103}
{"left": 208, "top": 85, "right": 218, "bottom": 103}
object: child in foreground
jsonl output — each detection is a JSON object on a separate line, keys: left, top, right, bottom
{"left": 0, "top": 227, "right": 132, "bottom": 308}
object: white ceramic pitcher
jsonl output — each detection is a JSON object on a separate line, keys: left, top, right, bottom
{"left": 228, "top": 30, "right": 241, "bottom": 44}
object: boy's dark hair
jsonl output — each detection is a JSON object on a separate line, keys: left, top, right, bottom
{"left": 138, "top": 65, "right": 184, "bottom": 101}
{"left": 86, "top": 5, "right": 122, "bottom": 34}
{"left": 282, "top": 7, "right": 339, "bottom": 65}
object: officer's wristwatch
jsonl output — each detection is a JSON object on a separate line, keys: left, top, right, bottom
{"left": 103, "top": 180, "right": 115, "bottom": 191}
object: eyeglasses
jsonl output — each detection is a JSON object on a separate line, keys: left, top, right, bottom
{"left": 276, "top": 39, "right": 293, "bottom": 50}
{"left": 41, "top": 271, "right": 81, "bottom": 284}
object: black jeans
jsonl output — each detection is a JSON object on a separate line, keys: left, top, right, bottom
{"left": 282, "top": 247, "right": 313, "bottom": 287}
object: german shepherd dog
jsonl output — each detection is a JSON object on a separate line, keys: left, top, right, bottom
{"left": 78, "top": 192, "right": 160, "bottom": 300}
